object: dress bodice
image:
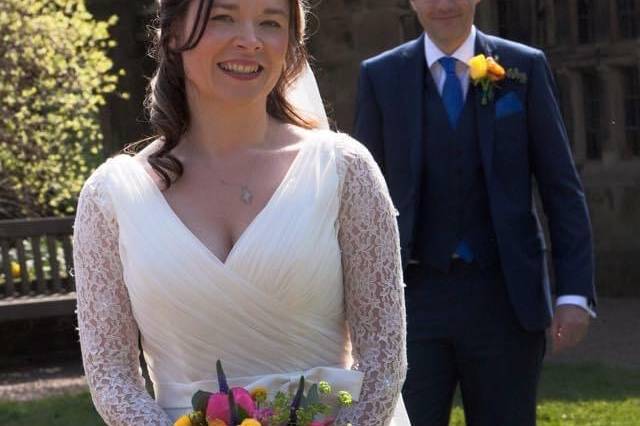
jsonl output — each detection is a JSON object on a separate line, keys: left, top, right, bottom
{"left": 73, "top": 130, "right": 409, "bottom": 425}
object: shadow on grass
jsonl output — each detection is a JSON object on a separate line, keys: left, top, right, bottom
{"left": 538, "top": 362, "right": 640, "bottom": 402}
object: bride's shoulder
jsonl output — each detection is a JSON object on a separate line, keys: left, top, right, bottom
{"left": 295, "top": 127, "right": 373, "bottom": 163}
{"left": 80, "top": 139, "right": 156, "bottom": 200}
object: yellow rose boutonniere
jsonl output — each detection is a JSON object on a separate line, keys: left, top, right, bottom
{"left": 468, "top": 54, "right": 526, "bottom": 105}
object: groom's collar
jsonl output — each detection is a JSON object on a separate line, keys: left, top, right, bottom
{"left": 423, "top": 26, "right": 477, "bottom": 69}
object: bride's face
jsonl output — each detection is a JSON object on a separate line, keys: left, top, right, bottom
{"left": 180, "top": 0, "right": 290, "bottom": 107}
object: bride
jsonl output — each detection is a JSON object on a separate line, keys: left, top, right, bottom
{"left": 73, "top": 0, "right": 409, "bottom": 424}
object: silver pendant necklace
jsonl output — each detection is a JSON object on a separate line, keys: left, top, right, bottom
{"left": 240, "top": 185, "right": 253, "bottom": 205}
{"left": 217, "top": 177, "right": 255, "bottom": 205}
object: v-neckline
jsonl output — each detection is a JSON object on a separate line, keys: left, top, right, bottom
{"left": 126, "top": 141, "right": 311, "bottom": 267}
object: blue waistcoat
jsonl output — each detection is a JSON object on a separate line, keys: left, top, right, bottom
{"left": 414, "top": 72, "right": 499, "bottom": 271}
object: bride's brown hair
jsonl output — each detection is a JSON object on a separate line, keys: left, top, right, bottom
{"left": 141, "top": 0, "right": 314, "bottom": 188}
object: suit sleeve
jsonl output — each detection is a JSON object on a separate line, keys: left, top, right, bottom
{"left": 354, "top": 62, "right": 385, "bottom": 173}
{"left": 527, "top": 51, "right": 596, "bottom": 305}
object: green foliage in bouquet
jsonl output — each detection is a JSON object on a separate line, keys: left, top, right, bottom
{"left": 0, "top": 0, "right": 124, "bottom": 218}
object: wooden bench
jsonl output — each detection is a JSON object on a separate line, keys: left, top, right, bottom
{"left": 0, "top": 217, "right": 76, "bottom": 321}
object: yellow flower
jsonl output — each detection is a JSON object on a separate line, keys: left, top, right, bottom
{"left": 468, "top": 54, "right": 488, "bottom": 80}
{"left": 10, "top": 261, "right": 21, "bottom": 279}
{"left": 240, "top": 419, "right": 261, "bottom": 426}
{"left": 174, "top": 415, "right": 192, "bottom": 426}
{"left": 337, "top": 390, "right": 353, "bottom": 407}
{"left": 318, "top": 381, "right": 332, "bottom": 394}
{"left": 250, "top": 386, "right": 268, "bottom": 402}
{"left": 208, "top": 420, "right": 227, "bottom": 426}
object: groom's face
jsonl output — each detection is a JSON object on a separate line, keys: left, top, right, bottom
{"left": 410, "top": 0, "right": 481, "bottom": 52}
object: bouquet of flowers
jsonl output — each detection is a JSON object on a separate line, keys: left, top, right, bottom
{"left": 174, "top": 361, "right": 354, "bottom": 426}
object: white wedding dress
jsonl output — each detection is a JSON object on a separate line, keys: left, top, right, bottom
{"left": 74, "top": 131, "right": 410, "bottom": 425}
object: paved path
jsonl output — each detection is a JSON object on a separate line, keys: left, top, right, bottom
{"left": 0, "top": 361, "right": 86, "bottom": 402}
{"left": 1, "top": 298, "right": 637, "bottom": 402}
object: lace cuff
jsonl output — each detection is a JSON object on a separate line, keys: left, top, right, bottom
{"left": 334, "top": 136, "right": 407, "bottom": 425}
{"left": 73, "top": 167, "right": 172, "bottom": 425}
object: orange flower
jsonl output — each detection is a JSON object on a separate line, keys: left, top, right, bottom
{"left": 208, "top": 419, "right": 227, "bottom": 426}
{"left": 486, "top": 57, "right": 506, "bottom": 81}
{"left": 239, "top": 419, "right": 261, "bottom": 426}
{"left": 174, "top": 415, "right": 192, "bottom": 426}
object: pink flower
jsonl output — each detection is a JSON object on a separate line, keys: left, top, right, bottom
{"left": 206, "top": 388, "right": 256, "bottom": 423}
{"left": 255, "top": 407, "right": 273, "bottom": 423}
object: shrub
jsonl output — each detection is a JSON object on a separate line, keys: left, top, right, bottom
{"left": 0, "top": 0, "right": 123, "bottom": 218}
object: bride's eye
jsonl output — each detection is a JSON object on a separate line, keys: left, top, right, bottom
{"left": 210, "top": 14, "right": 233, "bottom": 22}
{"left": 261, "top": 20, "right": 282, "bottom": 28}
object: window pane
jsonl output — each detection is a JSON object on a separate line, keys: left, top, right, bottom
{"left": 578, "top": 0, "right": 595, "bottom": 44}
{"left": 617, "top": 0, "right": 639, "bottom": 39}
{"left": 623, "top": 67, "right": 640, "bottom": 157}
{"left": 583, "top": 72, "right": 602, "bottom": 160}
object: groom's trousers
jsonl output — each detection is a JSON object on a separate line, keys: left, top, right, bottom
{"left": 402, "top": 259, "right": 546, "bottom": 426}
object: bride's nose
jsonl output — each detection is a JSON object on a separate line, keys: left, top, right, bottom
{"left": 234, "top": 23, "right": 263, "bottom": 51}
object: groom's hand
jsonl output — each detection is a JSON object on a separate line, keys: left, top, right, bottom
{"left": 550, "top": 305, "right": 590, "bottom": 354}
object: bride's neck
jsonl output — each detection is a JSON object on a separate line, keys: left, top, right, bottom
{"left": 183, "top": 97, "right": 271, "bottom": 157}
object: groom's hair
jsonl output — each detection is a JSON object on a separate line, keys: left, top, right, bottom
{"left": 140, "top": 0, "right": 316, "bottom": 189}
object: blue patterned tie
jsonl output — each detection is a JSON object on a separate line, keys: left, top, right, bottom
{"left": 439, "top": 56, "right": 474, "bottom": 263}
{"left": 439, "top": 56, "right": 464, "bottom": 128}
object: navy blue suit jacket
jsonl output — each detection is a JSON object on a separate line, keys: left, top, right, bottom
{"left": 353, "top": 31, "right": 596, "bottom": 330}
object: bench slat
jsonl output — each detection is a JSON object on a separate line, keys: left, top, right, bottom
{"left": 0, "top": 217, "right": 73, "bottom": 238}
{"left": 1, "top": 239, "right": 15, "bottom": 297}
{"left": 31, "top": 236, "right": 47, "bottom": 294}
{"left": 0, "top": 293, "right": 76, "bottom": 321}
{"left": 16, "top": 239, "right": 30, "bottom": 295}
{"left": 47, "top": 236, "right": 62, "bottom": 293}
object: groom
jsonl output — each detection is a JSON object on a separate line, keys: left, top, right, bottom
{"left": 353, "top": 0, "right": 596, "bottom": 424}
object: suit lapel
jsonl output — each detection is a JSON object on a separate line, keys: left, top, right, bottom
{"left": 398, "top": 34, "right": 426, "bottom": 184}
{"left": 474, "top": 31, "right": 497, "bottom": 179}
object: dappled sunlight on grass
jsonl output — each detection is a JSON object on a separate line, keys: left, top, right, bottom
{"left": 449, "top": 363, "right": 640, "bottom": 425}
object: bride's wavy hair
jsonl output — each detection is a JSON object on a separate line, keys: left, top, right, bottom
{"left": 140, "top": 0, "right": 314, "bottom": 187}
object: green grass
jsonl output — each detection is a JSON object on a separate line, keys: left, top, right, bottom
{"left": 0, "top": 392, "right": 105, "bottom": 426}
{"left": 450, "top": 363, "right": 640, "bottom": 425}
{"left": 0, "top": 363, "right": 638, "bottom": 425}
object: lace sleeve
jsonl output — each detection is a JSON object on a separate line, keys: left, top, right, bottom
{"left": 334, "top": 136, "right": 408, "bottom": 425}
{"left": 73, "top": 167, "right": 172, "bottom": 426}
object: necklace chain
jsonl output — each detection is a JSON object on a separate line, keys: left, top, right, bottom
{"left": 216, "top": 178, "right": 254, "bottom": 205}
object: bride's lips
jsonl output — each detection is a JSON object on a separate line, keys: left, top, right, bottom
{"left": 218, "top": 60, "right": 264, "bottom": 81}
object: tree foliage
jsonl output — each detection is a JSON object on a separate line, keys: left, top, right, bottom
{"left": 0, "top": 0, "right": 123, "bottom": 218}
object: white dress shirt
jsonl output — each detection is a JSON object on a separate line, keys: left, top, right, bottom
{"left": 421, "top": 28, "right": 596, "bottom": 318}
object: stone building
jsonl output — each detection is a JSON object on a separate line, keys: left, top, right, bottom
{"left": 88, "top": 0, "right": 640, "bottom": 296}
{"left": 472, "top": 0, "right": 640, "bottom": 296}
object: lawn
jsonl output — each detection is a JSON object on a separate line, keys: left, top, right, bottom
{"left": 0, "top": 363, "right": 638, "bottom": 426}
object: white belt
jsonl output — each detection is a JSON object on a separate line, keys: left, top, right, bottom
{"left": 154, "top": 366, "right": 364, "bottom": 409}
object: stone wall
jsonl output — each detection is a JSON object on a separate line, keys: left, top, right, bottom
{"left": 308, "top": 0, "right": 420, "bottom": 131}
